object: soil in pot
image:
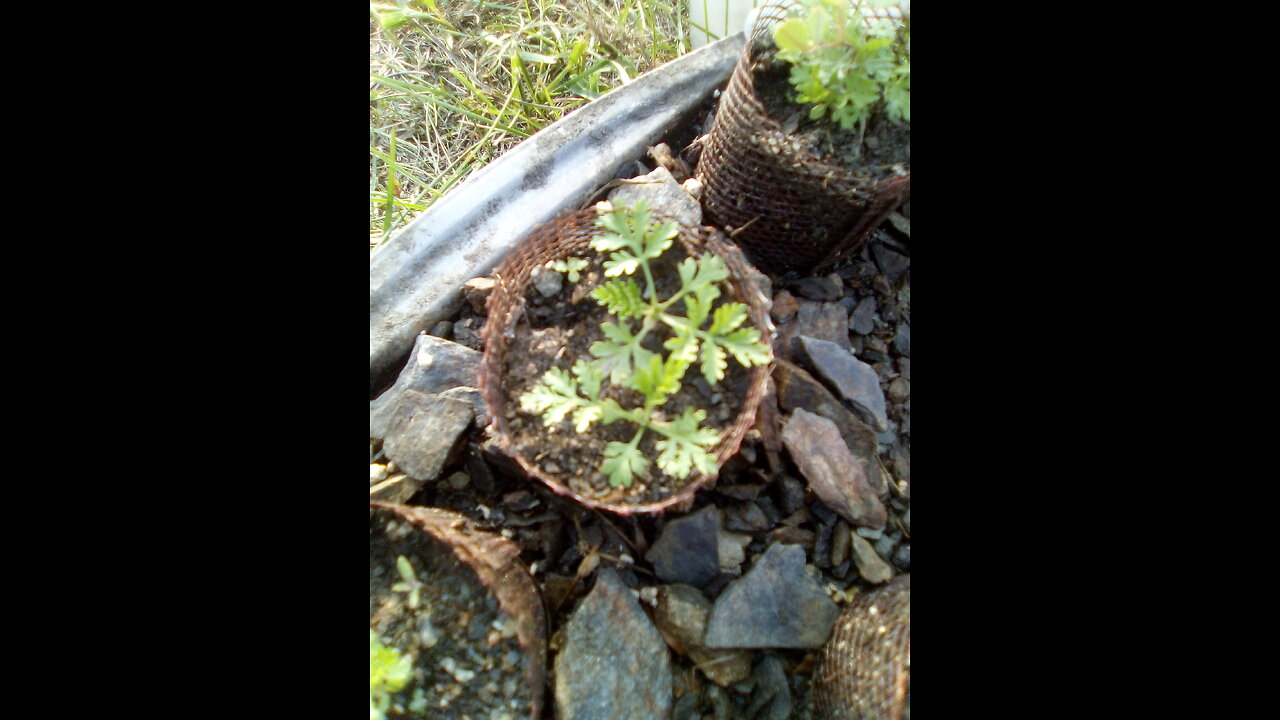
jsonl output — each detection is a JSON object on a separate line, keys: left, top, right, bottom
{"left": 748, "top": 33, "right": 910, "bottom": 186}
{"left": 499, "top": 242, "right": 753, "bottom": 508}
{"left": 369, "top": 507, "right": 535, "bottom": 719}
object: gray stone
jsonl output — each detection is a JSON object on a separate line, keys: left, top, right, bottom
{"left": 887, "top": 211, "right": 910, "bottom": 239}
{"left": 653, "top": 584, "right": 752, "bottom": 687}
{"left": 893, "top": 322, "right": 911, "bottom": 357}
{"left": 370, "top": 332, "right": 484, "bottom": 439}
{"left": 555, "top": 569, "right": 672, "bottom": 720}
{"left": 608, "top": 165, "right": 702, "bottom": 228}
{"left": 831, "top": 521, "right": 851, "bottom": 568}
{"left": 776, "top": 301, "right": 850, "bottom": 362}
{"left": 723, "top": 502, "right": 770, "bottom": 533}
{"left": 773, "top": 360, "right": 885, "bottom": 495}
{"left": 780, "top": 409, "right": 887, "bottom": 529}
{"left": 871, "top": 242, "right": 910, "bottom": 285}
{"left": 460, "top": 276, "right": 494, "bottom": 314}
{"left": 849, "top": 533, "right": 894, "bottom": 584}
{"left": 786, "top": 274, "right": 843, "bottom": 302}
{"left": 888, "top": 377, "right": 910, "bottom": 403}
{"left": 645, "top": 504, "right": 720, "bottom": 588}
{"left": 892, "top": 542, "right": 911, "bottom": 570}
{"left": 381, "top": 390, "right": 473, "bottom": 482}
{"left": 797, "top": 335, "right": 890, "bottom": 432}
{"left": 718, "top": 528, "right": 753, "bottom": 574}
{"left": 770, "top": 289, "right": 799, "bottom": 323}
{"left": 849, "top": 296, "right": 877, "bottom": 335}
{"left": 531, "top": 266, "right": 563, "bottom": 298}
{"left": 776, "top": 475, "right": 807, "bottom": 516}
{"left": 704, "top": 543, "right": 841, "bottom": 649}
{"left": 744, "top": 654, "right": 792, "bottom": 720}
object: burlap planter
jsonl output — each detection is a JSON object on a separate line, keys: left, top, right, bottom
{"left": 810, "top": 573, "right": 911, "bottom": 719}
{"left": 696, "top": 0, "right": 910, "bottom": 275}
{"left": 479, "top": 207, "right": 773, "bottom": 514}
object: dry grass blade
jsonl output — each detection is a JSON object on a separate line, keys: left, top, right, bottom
{"left": 370, "top": 0, "right": 691, "bottom": 249}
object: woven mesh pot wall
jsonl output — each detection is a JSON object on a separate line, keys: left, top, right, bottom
{"left": 696, "top": 0, "right": 910, "bottom": 275}
{"left": 810, "top": 574, "right": 910, "bottom": 719}
{"left": 369, "top": 501, "right": 547, "bottom": 720}
{"left": 479, "top": 207, "right": 773, "bottom": 515}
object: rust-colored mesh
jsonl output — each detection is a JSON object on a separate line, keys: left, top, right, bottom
{"left": 696, "top": 1, "right": 910, "bottom": 275}
{"left": 479, "top": 207, "right": 774, "bottom": 515}
{"left": 810, "top": 574, "right": 911, "bottom": 720}
{"left": 369, "top": 502, "right": 547, "bottom": 720}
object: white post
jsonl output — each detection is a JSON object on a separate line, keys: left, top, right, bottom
{"left": 688, "top": 0, "right": 762, "bottom": 48}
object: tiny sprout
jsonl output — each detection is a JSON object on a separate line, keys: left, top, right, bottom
{"left": 391, "top": 555, "right": 424, "bottom": 609}
{"left": 553, "top": 257, "right": 589, "bottom": 282}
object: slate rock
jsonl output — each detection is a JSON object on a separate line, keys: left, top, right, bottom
{"left": 718, "top": 528, "right": 753, "bottom": 574}
{"left": 645, "top": 504, "right": 720, "bottom": 588}
{"left": 797, "top": 335, "right": 890, "bottom": 432}
{"left": 775, "top": 300, "right": 850, "bottom": 362}
{"left": 555, "top": 569, "right": 672, "bottom": 720}
{"left": 772, "top": 360, "right": 885, "bottom": 496}
{"left": 744, "top": 654, "right": 792, "bottom": 720}
{"left": 893, "top": 322, "right": 911, "bottom": 357}
{"left": 871, "top": 242, "right": 910, "bottom": 285}
{"left": 653, "top": 584, "right": 752, "bottom": 687}
{"left": 849, "top": 296, "right": 877, "bottom": 335}
{"left": 780, "top": 409, "right": 886, "bottom": 529}
{"left": 381, "top": 390, "right": 473, "bottom": 483}
{"left": 370, "top": 332, "right": 484, "bottom": 439}
{"left": 704, "top": 542, "right": 841, "bottom": 649}
{"left": 849, "top": 533, "right": 894, "bottom": 584}
{"left": 786, "top": 274, "right": 843, "bottom": 302}
{"left": 724, "top": 501, "right": 770, "bottom": 533}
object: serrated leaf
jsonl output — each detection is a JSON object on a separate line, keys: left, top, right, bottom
{"left": 708, "top": 302, "right": 749, "bottom": 335}
{"left": 591, "top": 278, "right": 645, "bottom": 317}
{"left": 602, "top": 441, "right": 648, "bottom": 487}
{"left": 628, "top": 352, "right": 681, "bottom": 404}
{"left": 719, "top": 327, "right": 771, "bottom": 367}
{"left": 653, "top": 408, "right": 720, "bottom": 479}
{"left": 571, "top": 405, "right": 602, "bottom": 433}
{"left": 700, "top": 341, "right": 727, "bottom": 385}
{"left": 591, "top": 322, "right": 653, "bottom": 383}
{"left": 773, "top": 18, "right": 813, "bottom": 54}
{"left": 572, "top": 358, "right": 605, "bottom": 400}
{"left": 520, "top": 368, "right": 584, "bottom": 425}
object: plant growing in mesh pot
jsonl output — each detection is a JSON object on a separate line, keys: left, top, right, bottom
{"left": 480, "top": 198, "right": 774, "bottom": 514}
{"left": 696, "top": 0, "right": 910, "bottom": 275}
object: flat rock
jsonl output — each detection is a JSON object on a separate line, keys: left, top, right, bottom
{"left": 381, "top": 390, "right": 473, "bottom": 483}
{"left": 555, "top": 569, "right": 672, "bottom": 720}
{"left": 653, "top": 584, "right": 752, "bottom": 687}
{"left": 893, "top": 322, "right": 911, "bottom": 357}
{"left": 780, "top": 409, "right": 886, "bottom": 529}
{"left": 645, "top": 504, "right": 720, "bottom": 588}
{"left": 704, "top": 542, "right": 840, "bottom": 649}
{"left": 370, "top": 332, "right": 484, "bottom": 439}
{"left": 797, "top": 335, "right": 890, "bottom": 432}
{"left": 608, "top": 165, "right": 701, "bottom": 228}
{"left": 772, "top": 359, "right": 885, "bottom": 495}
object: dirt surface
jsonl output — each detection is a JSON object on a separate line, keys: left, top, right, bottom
{"left": 501, "top": 243, "right": 753, "bottom": 507}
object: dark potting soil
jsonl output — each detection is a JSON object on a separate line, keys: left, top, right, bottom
{"left": 500, "top": 240, "right": 753, "bottom": 506}
{"left": 748, "top": 36, "right": 910, "bottom": 185}
{"left": 370, "top": 508, "right": 534, "bottom": 720}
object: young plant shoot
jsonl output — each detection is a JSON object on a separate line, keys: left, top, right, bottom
{"left": 519, "top": 199, "right": 770, "bottom": 489}
{"left": 370, "top": 629, "right": 414, "bottom": 720}
{"left": 772, "top": 0, "right": 910, "bottom": 131}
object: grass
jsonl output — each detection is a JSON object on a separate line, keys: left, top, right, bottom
{"left": 369, "top": 0, "right": 702, "bottom": 249}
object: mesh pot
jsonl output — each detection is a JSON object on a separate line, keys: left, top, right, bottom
{"left": 479, "top": 207, "right": 773, "bottom": 514}
{"left": 810, "top": 574, "right": 910, "bottom": 719}
{"left": 696, "top": 0, "right": 910, "bottom": 275}
{"left": 369, "top": 501, "right": 547, "bottom": 720}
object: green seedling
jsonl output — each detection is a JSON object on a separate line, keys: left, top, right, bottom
{"left": 520, "top": 198, "right": 771, "bottom": 489}
{"left": 370, "top": 629, "right": 414, "bottom": 720}
{"left": 553, "top": 257, "right": 589, "bottom": 282}
{"left": 390, "top": 555, "right": 424, "bottom": 609}
{"left": 772, "top": 0, "right": 910, "bottom": 131}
